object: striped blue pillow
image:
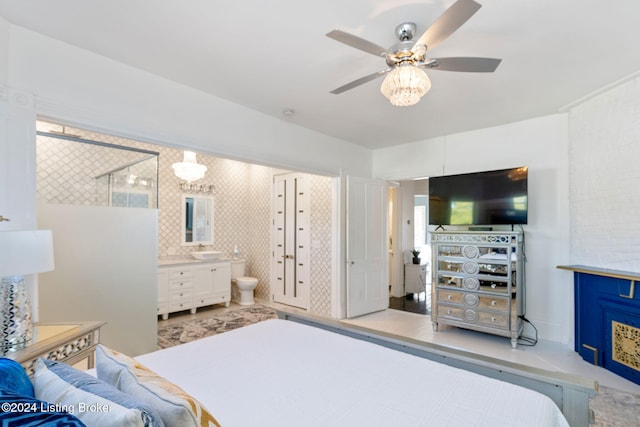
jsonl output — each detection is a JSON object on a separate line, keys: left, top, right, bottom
{"left": 34, "top": 359, "right": 164, "bottom": 427}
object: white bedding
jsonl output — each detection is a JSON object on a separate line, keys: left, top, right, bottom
{"left": 137, "top": 319, "right": 569, "bottom": 427}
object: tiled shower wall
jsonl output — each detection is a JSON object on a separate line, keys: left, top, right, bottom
{"left": 36, "top": 121, "right": 333, "bottom": 317}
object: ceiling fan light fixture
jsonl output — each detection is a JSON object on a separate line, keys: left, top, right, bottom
{"left": 172, "top": 151, "right": 207, "bottom": 183}
{"left": 380, "top": 64, "right": 431, "bottom": 107}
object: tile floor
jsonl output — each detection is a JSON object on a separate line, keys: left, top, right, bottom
{"left": 163, "top": 300, "right": 640, "bottom": 395}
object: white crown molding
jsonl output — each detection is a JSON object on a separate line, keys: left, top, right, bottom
{"left": 0, "top": 85, "right": 34, "bottom": 110}
{"left": 559, "top": 69, "right": 640, "bottom": 113}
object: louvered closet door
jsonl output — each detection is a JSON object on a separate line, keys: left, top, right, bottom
{"left": 272, "top": 173, "right": 310, "bottom": 309}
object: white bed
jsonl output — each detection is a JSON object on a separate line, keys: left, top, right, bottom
{"left": 136, "top": 317, "right": 576, "bottom": 427}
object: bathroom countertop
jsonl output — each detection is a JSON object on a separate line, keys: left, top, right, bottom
{"left": 158, "top": 257, "right": 232, "bottom": 267}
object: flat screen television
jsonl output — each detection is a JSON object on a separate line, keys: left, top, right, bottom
{"left": 429, "top": 167, "right": 528, "bottom": 226}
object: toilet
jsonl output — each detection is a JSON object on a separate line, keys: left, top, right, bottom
{"left": 230, "top": 259, "right": 258, "bottom": 306}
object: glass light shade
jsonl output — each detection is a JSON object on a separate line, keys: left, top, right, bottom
{"left": 172, "top": 151, "right": 207, "bottom": 183}
{"left": 0, "top": 230, "right": 55, "bottom": 353}
{"left": 380, "top": 65, "right": 431, "bottom": 107}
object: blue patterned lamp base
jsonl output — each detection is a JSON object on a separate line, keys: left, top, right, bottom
{"left": 0, "top": 275, "right": 33, "bottom": 354}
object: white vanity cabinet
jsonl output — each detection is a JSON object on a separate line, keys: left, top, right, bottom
{"left": 157, "top": 270, "right": 169, "bottom": 318}
{"left": 193, "top": 262, "right": 231, "bottom": 309}
{"left": 166, "top": 266, "right": 195, "bottom": 317}
{"left": 158, "top": 261, "right": 231, "bottom": 320}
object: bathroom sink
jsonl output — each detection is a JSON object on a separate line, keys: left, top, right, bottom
{"left": 191, "top": 251, "right": 223, "bottom": 260}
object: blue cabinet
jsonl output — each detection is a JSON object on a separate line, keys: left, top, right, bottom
{"left": 559, "top": 265, "right": 640, "bottom": 385}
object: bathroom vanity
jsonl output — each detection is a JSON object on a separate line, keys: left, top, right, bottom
{"left": 157, "top": 259, "right": 231, "bottom": 320}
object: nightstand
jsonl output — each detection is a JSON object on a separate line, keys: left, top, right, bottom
{"left": 5, "top": 321, "right": 105, "bottom": 377}
{"left": 404, "top": 263, "right": 428, "bottom": 294}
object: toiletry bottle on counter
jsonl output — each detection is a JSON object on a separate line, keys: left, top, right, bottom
{"left": 233, "top": 245, "right": 239, "bottom": 260}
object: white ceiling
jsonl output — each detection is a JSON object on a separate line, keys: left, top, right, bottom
{"left": 1, "top": 1, "right": 639, "bottom": 149}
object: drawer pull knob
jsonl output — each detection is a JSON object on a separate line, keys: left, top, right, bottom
{"left": 491, "top": 300, "right": 497, "bottom": 306}
{"left": 447, "top": 295, "right": 453, "bottom": 300}
{"left": 491, "top": 317, "right": 496, "bottom": 322}
{"left": 447, "top": 310, "right": 452, "bottom": 314}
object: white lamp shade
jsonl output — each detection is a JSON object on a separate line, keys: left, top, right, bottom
{"left": 0, "top": 230, "right": 55, "bottom": 276}
{"left": 380, "top": 64, "right": 431, "bottom": 107}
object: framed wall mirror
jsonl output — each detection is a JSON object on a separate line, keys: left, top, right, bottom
{"left": 181, "top": 195, "right": 214, "bottom": 245}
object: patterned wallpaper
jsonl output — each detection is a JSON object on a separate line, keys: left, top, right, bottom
{"left": 310, "top": 175, "right": 333, "bottom": 316}
{"left": 36, "top": 121, "right": 333, "bottom": 317}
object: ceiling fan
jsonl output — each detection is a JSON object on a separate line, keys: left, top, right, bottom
{"left": 326, "top": 0, "right": 501, "bottom": 106}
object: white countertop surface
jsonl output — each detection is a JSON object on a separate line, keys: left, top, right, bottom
{"left": 158, "top": 256, "right": 232, "bottom": 267}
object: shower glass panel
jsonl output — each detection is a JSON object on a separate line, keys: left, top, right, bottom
{"left": 36, "top": 121, "right": 159, "bottom": 208}
{"left": 96, "top": 155, "right": 158, "bottom": 208}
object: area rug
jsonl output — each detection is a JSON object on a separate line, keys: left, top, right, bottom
{"left": 157, "top": 304, "right": 278, "bottom": 349}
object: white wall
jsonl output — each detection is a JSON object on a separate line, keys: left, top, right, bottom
{"left": 0, "top": 20, "right": 41, "bottom": 316}
{"left": 373, "top": 114, "right": 572, "bottom": 344}
{"left": 7, "top": 25, "right": 371, "bottom": 178}
{"left": 567, "top": 74, "right": 640, "bottom": 271}
{"left": 0, "top": 16, "right": 8, "bottom": 85}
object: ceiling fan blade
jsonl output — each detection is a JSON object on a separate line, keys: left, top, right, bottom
{"left": 326, "top": 30, "right": 392, "bottom": 58}
{"left": 330, "top": 69, "right": 392, "bottom": 94}
{"left": 412, "top": 0, "right": 481, "bottom": 52}
{"left": 423, "top": 57, "right": 501, "bottom": 72}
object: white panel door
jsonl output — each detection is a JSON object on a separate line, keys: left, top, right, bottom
{"left": 346, "top": 176, "right": 389, "bottom": 318}
{"left": 272, "top": 173, "right": 310, "bottom": 309}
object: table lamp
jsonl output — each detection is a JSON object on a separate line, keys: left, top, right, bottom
{"left": 0, "top": 230, "right": 54, "bottom": 354}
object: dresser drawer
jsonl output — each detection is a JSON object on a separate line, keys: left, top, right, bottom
{"left": 194, "top": 294, "right": 227, "bottom": 307}
{"left": 169, "top": 288, "right": 192, "bottom": 301}
{"left": 438, "top": 305, "right": 509, "bottom": 330}
{"left": 477, "top": 311, "right": 509, "bottom": 329}
{"left": 438, "top": 290, "right": 464, "bottom": 305}
{"left": 438, "top": 304, "right": 465, "bottom": 320}
{"left": 477, "top": 295, "right": 509, "bottom": 311}
{"left": 169, "top": 279, "right": 193, "bottom": 291}
{"left": 169, "top": 269, "right": 193, "bottom": 280}
{"left": 168, "top": 300, "right": 192, "bottom": 312}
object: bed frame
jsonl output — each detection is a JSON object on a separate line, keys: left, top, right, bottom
{"left": 277, "top": 310, "right": 597, "bottom": 427}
